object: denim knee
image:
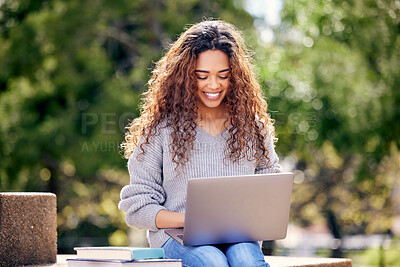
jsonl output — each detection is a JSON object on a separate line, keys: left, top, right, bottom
{"left": 225, "top": 242, "right": 269, "bottom": 267}
{"left": 185, "top": 246, "right": 229, "bottom": 267}
{"left": 163, "top": 238, "right": 229, "bottom": 267}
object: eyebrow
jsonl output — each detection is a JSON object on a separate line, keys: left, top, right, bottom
{"left": 194, "top": 68, "right": 231, "bottom": 74}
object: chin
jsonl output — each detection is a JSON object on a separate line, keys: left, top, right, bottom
{"left": 201, "top": 100, "right": 223, "bottom": 109}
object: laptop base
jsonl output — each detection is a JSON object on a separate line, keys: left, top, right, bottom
{"left": 165, "top": 228, "right": 184, "bottom": 245}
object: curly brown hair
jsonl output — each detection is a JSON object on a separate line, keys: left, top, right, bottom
{"left": 122, "top": 20, "right": 276, "bottom": 169}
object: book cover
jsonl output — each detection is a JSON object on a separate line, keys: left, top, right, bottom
{"left": 73, "top": 247, "right": 165, "bottom": 261}
{"left": 67, "top": 258, "right": 182, "bottom": 267}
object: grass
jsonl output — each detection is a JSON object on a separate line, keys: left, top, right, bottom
{"left": 345, "top": 246, "right": 400, "bottom": 267}
{"left": 273, "top": 241, "right": 400, "bottom": 266}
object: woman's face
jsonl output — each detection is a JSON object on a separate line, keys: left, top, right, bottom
{"left": 195, "top": 49, "right": 230, "bottom": 114}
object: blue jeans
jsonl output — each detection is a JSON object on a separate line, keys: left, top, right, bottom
{"left": 162, "top": 238, "right": 269, "bottom": 267}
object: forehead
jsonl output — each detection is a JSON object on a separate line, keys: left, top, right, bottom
{"left": 195, "top": 50, "right": 230, "bottom": 71}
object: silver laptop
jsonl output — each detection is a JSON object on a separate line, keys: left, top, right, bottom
{"left": 165, "top": 172, "right": 293, "bottom": 246}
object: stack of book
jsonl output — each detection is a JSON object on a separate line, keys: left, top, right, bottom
{"left": 67, "top": 247, "right": 182, "bottom": 267}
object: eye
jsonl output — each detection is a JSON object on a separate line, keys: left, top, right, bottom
{"left": 218, "top": 76, "right": 229, "bottom": 80}
{"left": 196, "top": 76, "right": 207, "bottom": 80}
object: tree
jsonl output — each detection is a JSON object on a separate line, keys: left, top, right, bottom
{"left": 0, "top": 0, "right": 255, "bottom": 252}
{"left": 254, "top": 0, "right": 400, "bottom": 256}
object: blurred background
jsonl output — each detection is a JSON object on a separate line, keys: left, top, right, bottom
{"left": 0, "top": 0, "right": 399, "bottom": 266}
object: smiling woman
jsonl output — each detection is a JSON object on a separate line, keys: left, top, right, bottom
{"left": 119, "top": 20, "right": 282, "bottom": 267}
{"left": 195, "top": 50, "right": 230, "bottom": 136}
{"left": 122, "top": 20, "right": 277, "bottom": 169}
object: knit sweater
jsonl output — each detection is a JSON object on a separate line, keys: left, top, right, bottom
{"left": 118, "top": 124, "right": 282, "bottom": 248}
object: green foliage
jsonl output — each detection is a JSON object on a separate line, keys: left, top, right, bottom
{"left": 279, "top": 0, "right": 399, "bottom": 158}
{"left": 254, "top": 0, "right": 400, "bottom": 244}
{"left": 0, "top": 0, "right": 254, "bottom": 252}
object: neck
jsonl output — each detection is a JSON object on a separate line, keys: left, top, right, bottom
{"left": 197, "top": 103, "right": 227, "bottom": 123}
{"left": 196, "top": 103, "right": 230, "bottom": 136}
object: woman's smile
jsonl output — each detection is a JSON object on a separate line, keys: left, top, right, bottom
{"left": 202, "top": 91, "right": 223, "bottom": 100}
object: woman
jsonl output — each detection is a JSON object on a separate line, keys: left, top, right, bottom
{"left": 119, "top": 20, "right": 281, "bottom": 267}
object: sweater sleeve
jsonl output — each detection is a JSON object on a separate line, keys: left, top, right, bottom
{"left": 255, "top": 128, "right": 282, "bottom": 174}
{"left": 118, "top": 133, "right": 166, "bottom": 231}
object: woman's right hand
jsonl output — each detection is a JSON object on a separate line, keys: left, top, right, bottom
{"left": 155, "top": 209, "right": 185, "bottom": 229}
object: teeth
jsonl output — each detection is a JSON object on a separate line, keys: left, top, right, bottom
{"left": 204, "top": 92, "right": 220, "bottom": 97}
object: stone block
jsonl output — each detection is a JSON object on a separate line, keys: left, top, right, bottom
{"left": 0, "top": 193, "right": 57, "bottom": 266}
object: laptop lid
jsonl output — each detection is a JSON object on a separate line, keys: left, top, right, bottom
{"left": 182, "top": 172, "right": 293, "bottom": 246}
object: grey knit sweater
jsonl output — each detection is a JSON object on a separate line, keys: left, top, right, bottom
{"left": 118, "top": 124, "right": 282, "bottom": 248}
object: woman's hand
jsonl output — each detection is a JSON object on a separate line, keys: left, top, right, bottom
{"left": 155, "top": 210, "right": 185, "bottom": 229}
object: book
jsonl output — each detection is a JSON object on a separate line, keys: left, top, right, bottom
{"left": 67, "top": 258, "right": 182, "bottom": 267}
{"left": 73, "top": 247, "right": 165, "bottom": 261}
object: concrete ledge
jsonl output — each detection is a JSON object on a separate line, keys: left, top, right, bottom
{"left": 0, "top": 192, "right": 57, "bottom": 266}
{"left": 30, "top": 255, "right": 352, "bottom": 266}
{"left": 265, "top": 256, "right": 352, "bottom": 267}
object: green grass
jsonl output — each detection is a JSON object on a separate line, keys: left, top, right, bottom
{"left": 346, "top": 246, "right": 400, "bottom": 267}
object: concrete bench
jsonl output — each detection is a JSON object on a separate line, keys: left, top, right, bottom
{"left": 29, "top": 255, "right": 352, "bottom": 266}
{"left": 0, "top": 193, "right": 57, "bottom": 266}
{"left": 264, "top": 256, "right": 352, "bottom": 266}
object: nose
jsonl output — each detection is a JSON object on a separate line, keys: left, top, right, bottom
{"left": 208, "top": 76, "right": 219, "bottom": 90}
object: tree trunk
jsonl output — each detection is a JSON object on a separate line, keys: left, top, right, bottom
{"left": 325, "top": 209, "right": 343, "bottom": 258}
